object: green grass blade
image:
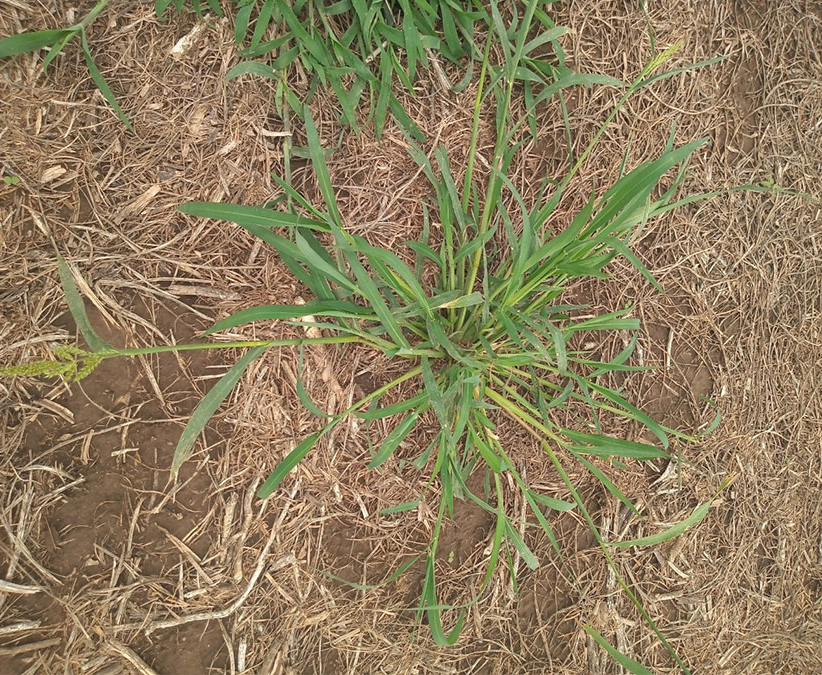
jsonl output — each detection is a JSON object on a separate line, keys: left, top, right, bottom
{"left": 589, "top": 335, "right": 638, "bottom": 377}
{"left": 204, "top": 0, "right": 223, "bottom": 17}
{"left": 80, "top": 29, "right": 133, "bottom": 131}
{"left": 180, "top": 204, "right": 334, "bottom": 300}
{"left": 586, "top": 380, "right": 669, "bottom": 449}
{"left": 278, "top": 1, "right": 329, "bottom": 65}
{"left": 637, "top": 56, "right": 724, "bottom": 90}
{"left": 546, "top": 378, "right": 573, "bottom": 409}
{"left": 206, "top": 301, "right": 375, "bottom": 335}
{"left": 328, "top": 72, "right": 362, "bottom": 130}
{"left": 488, "top": 0, "right": 511, "bottom": 66}
{"left": 584, "top": 626, "right": 653, "bottom": 675}
{"left": 423, "top": 556, "right": 467, "bottom": 645}
{"left": 521, "top": 26, "right": 569, "bottom": 58}
{"left": 504, "top": 519, "right": 539, "bottom": 570}
{"left": 234, "top": 2, "right": 253, "bottom": 43}
{"left": 238, "top": 34, "right": 293, "bottom": 58}
{"left": 527, "top": 490, "right": 575, "bottom": 512}
{"left": 304, "top": 106, "right": 344, "bottom": 225}
{"left": 524, "top": 193, "right": 595, "bottom": 275}
{"left": 480, "top": 509, "right": 506, "bottom": 589}
{"left": 80, "top": 28, "right": 134, "bottom": 132}
{"left": 434, "top": 292, "right": 484, "bottom": 310}
{"left": 0, "top": 29, "right": 70, "bottom": 58}
{"left": 172, "top": 346, "right": 267, "bottom": 475}
{"left": 585, "top": 140, "right": 707, "bottom": 240}
{"left": 612, "top": 477, "right": 732, "bottom": 548}
{"left": 295, "top": 231, "right": 357, "bottom": 292}
{"left": 562, "top": 430, "right": 669, "bottom": 460}
{"left": 467, "top": 424, "right": 502, "bottom": 473}
{"left": 407, "top": 234, "right": 442, "bottom": 274}
{"left": 399, "top": 0, "right": 421, "bottom": 79}
{"left": 698, "top": 396, "right": 722, "bottom": 437}
{"left": 374, "top": 47, "right": 392, "bottom": 137}
{"left": 257, "top": 430, "right": 323, "bottom": 498}
{"left": 155, "top": 0, "right": 175, "bottom": 16}
{"left": 57, "top": 255, "right": 112, "bottom": 353}
{"left": 269, "top": 174, "right": 327, "bottom": 219}
{"left": 453, "top": 224, "right": 497, "bottom": 263}
{"left": 179, "top": 201, "right": 329, "bottom": 231}
{"left": 523, "top": 491, "right": 563, "bottom": 559}
{"left": 250, "top": 0, "right": 275, "bottom": 49}
{"left": 42, "top": 30, "right": 76, "bottom": 71}
{"left": 318, "top": 231, "right": 412, "bottom": 349}
{"left": 421, "top": 357, "right": 450, "bottom": 439}
{"left": 439, "top": 3, "right": 461, "bottom": 57}
{"left": 356, "top": 391, "right": 428, "bottom": 420}
{"left": 606, "top": 235, "right": 662, "bottom": 291}
{"left": 426, "top": 318, "right": 479, "bottom": 368}
{"left": 387, "top": 93, "right": 425, "bottom": 142}
{"left": 566, "top": 311, "right": 639, "bottom": 333}
{"left": 357, "top": 240, "right": 432, "bottom": 313}
{"left": 295, "top": 346, "right": 333, "bottom": 418}
{"left": 570, "top": 450, "right": 640, "bottom": 516}
{"left": 226, "top": 61, "right": 279, "bottom": 81}
{"left": 379, "top": 496, "right": 424, "bottom": 515}
{"left": 531, "top": 71, "right": 624, "bottom": 108}
{"left": 369, "top": 412, "right": 419, "bottom": 469}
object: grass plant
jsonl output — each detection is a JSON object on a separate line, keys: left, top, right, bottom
{"left": 0, "top": 1, "right": 765, "bottom": 670}
{"left": 2, "top": 7, "right": 735, "bottom": 670}
{"left": 1, "top": 0, "right": 616, "bottom": 140}
{"left": 217, "top": 0, "right": 616, "bottom": 139}
{"left": 172, "top": 33, "right": 730, "bottom": 661}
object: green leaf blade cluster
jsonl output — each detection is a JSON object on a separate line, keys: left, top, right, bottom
{"left": 0, "top": 4, "right": 737, "bottom": 668}
{"left": 175, "top": 49, "right": 716, "bottom": 659}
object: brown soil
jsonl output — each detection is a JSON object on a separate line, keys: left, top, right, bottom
{"left": 1, "top": 1, "right": 821, "bottom": 674}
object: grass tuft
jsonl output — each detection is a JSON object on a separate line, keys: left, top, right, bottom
{"left": 0, "top": 3, "right": 763, "bottom": 669}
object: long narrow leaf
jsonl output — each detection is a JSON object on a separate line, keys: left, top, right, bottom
{"left": 369, "top": 412, "right": 419, "bottom": 469}
{"left": 304, "top": 106, "right": 343, "bottom": 226}
{"left": 57, "top": 255, "right": 112, "bottom": 353}
{"left": 206, "top": 301, "right": 375, "bottom": 335}
{"left": 172, "top": 346, "right": 267, "bottom": 475}
{"left": 584, "top": 626, "right": 653, "bottom": 675}
{"left": 257, "top": 430, "right": 322, "bottom": 498}
{"left": 612, "top": 478, "right": 732, "bottom": 547}
{"left": 0, "top": 29, "right": 70, "bottom": 58}
{"left": 179, "top": 202, "right": 328, "bottom": 231}
{"left": 80, "top": 29, "right": 133, "bottom": 131}
{"left": 356, "top": 391, "right": 428, "bottom": 420}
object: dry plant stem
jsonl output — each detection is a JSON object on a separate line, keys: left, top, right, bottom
{"left": 0, "top": 638, "right": 62, "bottom": 657}
{"left": 0, "top": 579, "right": 43, "bottom": 594}
{"left": 143, "top": 523, "right": 277, "bottom": 635}
{"left": 0, "top": 621, "right": 42, "bottom": 637}
{"left": 104, "top": 640, "right": 159, "bottom": 675}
